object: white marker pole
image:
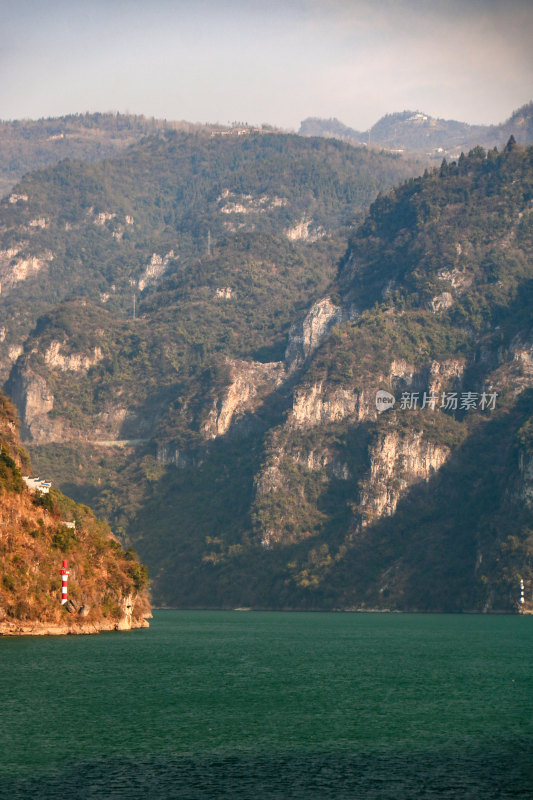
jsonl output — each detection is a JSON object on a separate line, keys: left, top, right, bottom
{"left": 60, "top": 560, "right": 70, "bottom": 605}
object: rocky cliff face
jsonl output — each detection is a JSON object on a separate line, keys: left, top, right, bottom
{"left": 284, "top": 217, "right": 325, "bottom": 242}
{"left": 201, "top": 359, "right": 287, "bottom": 440}
{"left": 289, "top": 383, "right": 373, "bottom": 428}
{"left": 44, "top": 340, "right": 104, "bottom": 372}
{"left": 427, "top": 358, "right": 466, "bottom": 396}
{"left": 6, "top": 363, "right": 61, "bottom": 442}
{"left": 0, "top": 244, "right": 53, "bottom": 294}
{"left": 285, "top": 297, "right": 358, "bottom": 371}
{"left": 357, "top": 430, "right": 450, "bottom": 526}
{"left": 156, "top": 444, "right": 195, "bottom": 468}
{"left": 5, "top": 343, "right": 157, "bottom": 444}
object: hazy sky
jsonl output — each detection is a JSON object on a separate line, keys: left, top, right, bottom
{"left": 1, "top": 0, "right": 532, "bottom": 130}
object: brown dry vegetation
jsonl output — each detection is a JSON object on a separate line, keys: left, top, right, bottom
{"left": 0, "top": 392, "right": 150, "bottom": 628}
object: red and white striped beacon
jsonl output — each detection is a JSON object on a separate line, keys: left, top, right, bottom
{"left": 60, "top": 560, "right": 70, "bottom": 605}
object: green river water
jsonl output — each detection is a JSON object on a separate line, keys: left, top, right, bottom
{"left": 0, "top": 610, "right": 531, "bottom": 798}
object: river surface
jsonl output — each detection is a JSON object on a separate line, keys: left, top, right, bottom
{"left": 0, "top": 610, "right": 532, "bottom": 798}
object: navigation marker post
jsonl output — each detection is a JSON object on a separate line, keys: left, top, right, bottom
{"left": 60, "top": 560, "right": 70, "bottom": 605}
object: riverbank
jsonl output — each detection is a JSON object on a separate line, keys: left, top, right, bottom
{"left": 0, "top": 614, "right": 150, "bottom": 636}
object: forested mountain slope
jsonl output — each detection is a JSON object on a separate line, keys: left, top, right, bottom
{"left": 0, "top": 128, "right": 420, "bottom": 399}
{"left": 0, "top": 112, "right": 204, "bottom": 198}
{"left": 2, "top": 130, "right": 531, "bottom": 612}
{"left": 126, "top": 141, "right": 532, "bottom": 612}
{"left": 236, "top": 139, "right": 533, "bottom": 612}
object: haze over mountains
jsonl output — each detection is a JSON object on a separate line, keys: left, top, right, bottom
{"left": 3, "top": 102, "right": 532, "bottom": 200}
{"left": 300, "top": 102, "right": 533, "bottom": 158}
{"left": 0, "top": 106, "right": 532, "bottom": 614}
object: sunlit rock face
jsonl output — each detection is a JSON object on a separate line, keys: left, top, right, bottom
{"left": 357, "top": 430, "right": 450, "bottom": 527}
{"left": 285, "top": 298, "right": 359, "bottom": 371}
{"left": 201, "top": 359, "right": 286, "bottom": 440}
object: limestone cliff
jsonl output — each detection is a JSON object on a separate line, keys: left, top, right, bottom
{"left": 5, "top": 346, "right": 156, "bottom": 445}
{"left": 201, "top": 359, "right": 286, "bottom": 440}
{"left": 284, "top": 217, "right": 325, "bottom": 242}
{"left": 6, "top": 363, "right": 62, "bottom": 443}
{"left": 285, "top": 297, "right": 358, "bottom": 371}
{"left": 427, "top": 358, "right": 466, "bottom": 396}
{"left": 357, "top": 430, "right": 450, "bottom": 526}
{"left": 289, "top": 383, "right": 373, "bottom": 428}
{"left": 44, "top": 340, "right": 104, "bottom": 372}
{"left": 196, "top": 297, "right": 360, "bottom": 442}
{"left": 0, "top": 244, "right": 53, "bottom": 294}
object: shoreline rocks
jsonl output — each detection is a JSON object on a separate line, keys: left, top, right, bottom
{"left": 0, "top": 614, "right": 150, "bottom": 636}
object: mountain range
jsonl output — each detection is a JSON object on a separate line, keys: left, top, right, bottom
{"left": 300, "top": 102, "right": 533, "bottom": 158}
{"left": 0, "top": 110, "right": 531, "bottom": 614}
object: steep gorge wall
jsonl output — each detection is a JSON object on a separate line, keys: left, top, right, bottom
{"left": 201, "top": 359, "right": 287, "bottom": 440}
{"left": 357, "top": 430, "right": 450, "bottom": 526}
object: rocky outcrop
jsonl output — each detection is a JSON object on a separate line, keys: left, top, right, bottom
{"left": 293, "top": 448, "right": 350, "bottom": 480}
{"left": 389, "top": 359, "right": 416, "bottom": 389}
{"left": 437, "top": 266, "right": 473, "bottom": 292}
{"left": 6, "top": 364, "right": 61, "bottom": 442}
{"left": 6, "top": 357, "right": 154, "bottom": 444}
{"left": 285, "top": 217, "right": 325, "bottom": 242}
{"left": 93, "top": 211, "right": 116, "bottom": 225}
{"left": 511, "top": 334, "right": 533, "bottom": 376}
{"left": 201, "top": 359, "right": 286, "bottom": 439}
{"left": 0, "top": 607, "right": 150, "bottom": 636}
{"left": 357, "top": 429, "right": 450, "bottom": 526}
{"left": 254, "top": 421, "right": 450, "bottom": 548}
{"left": 198, "top": 298, "right": 361, "bottom": 440}
{"left": 218, "top": 189, "right": 288, "bottom": 215}
{"left": 44, "top": 341, "right": 103, "bottom": 372}
{"left": 29, "top": 217, "right": 48, "bottom": 229}
{"left": 254, "top": 451, "right": 285, "bottom": 498}
{"left": 0, "top": 246, "right": 53, "bottom": 293}
{"left": 156, "top": 444, "right": 196, "bottom": 468}
{"left": 483, "top": 333, "right": 533, "bottom": 398}
{"left": 138, "top": 251, "right": 175, "bottom": 291}
{"left": 8, "top": 345, "right": 23, "bottom": 363}
{"left": 3, "top": 338, "right": 107, "bottom": 438}
{"left": 93, "top": 406, "right": 155, "bottom": 441}
{"left": 427, "top": 358, "right": 466, "bottom": 396}
{"left": 285, "top": 297, "right": 358, "bottom": 370}
{"left": 289, "top": 383, "right": 374, "bottom": 428}
{"left": 215, "top": 287, "right": 233, "bottom": 299}
{"left": 429, "top": 291, "right": 454, "bottom": 312}
{"left": 288, "top": 356, "right": 466, "bottom": 428}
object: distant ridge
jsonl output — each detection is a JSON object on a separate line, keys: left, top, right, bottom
{"left": 0, "top": 112, "right": 238, "bottom": 198}
{"left": 300, "top": 101, "right": 533, "bottom": 157}
{"left": 3, "top": 104, "right": 531, "bottom": 197}
{"left": 298, "top": 117, "right": 365, "bottom": 143}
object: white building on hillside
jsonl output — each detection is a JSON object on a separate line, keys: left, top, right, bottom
{"left": 22, "top": 476, "right": 51, "bottom": 494}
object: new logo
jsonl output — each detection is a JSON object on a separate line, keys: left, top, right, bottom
{"left": 376, "top": 390, "right": 395, "bottom": 413}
